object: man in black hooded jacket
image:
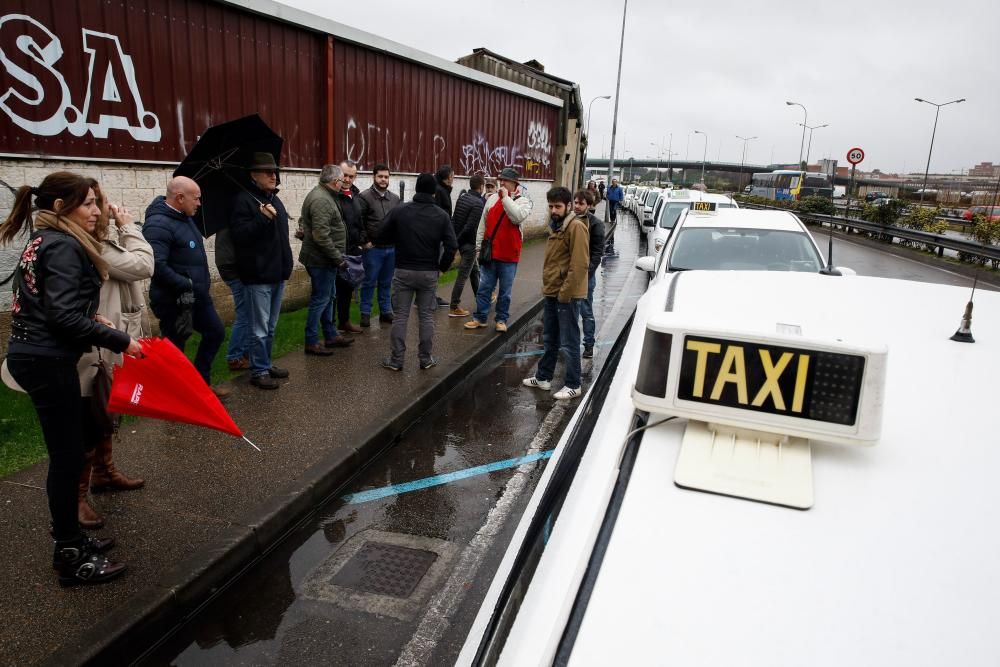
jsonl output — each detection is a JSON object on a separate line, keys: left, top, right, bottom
{"left": 376, "top": 173, "right": 458, "bottom": 371}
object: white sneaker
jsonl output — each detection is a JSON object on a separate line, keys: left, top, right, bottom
{"left": 522, "top": 377, "right": 552, "bottom": 390}
{"left": 554, "top": 386, "right": 582, "bottom": 400}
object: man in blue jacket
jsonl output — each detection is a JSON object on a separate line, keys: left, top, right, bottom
{"left": 606, "top": 177, "right": 623, "bottom": 223}
{"left": 143, "top": 176, "right": 228, "bottom": 396}
{"left": 230, "top": 153, "right": 294, "bottom": 389}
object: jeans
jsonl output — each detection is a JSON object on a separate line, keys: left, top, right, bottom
{"left": 6, "top": 354, "right": 98, "bottom": 541}
{"left": 473, "top": 260, "right": 517, "bottom": 324}
{"left": 225, "top": 278, "right": 251, "bottom": 362}
{"left": 450, "top": 244, "right": 480, "bottom": 308}
{"left": 305, "top": 266, "right": 339, "bottom": 345}
{"left": 608, "top": 200, "right": 619, "bottom": 222}
{"left": 579, "top": 271, "right": 597, "bottom": 347}
{"left": 246, "top": 282, "right": 285, "bottom": 376}
{"left": 389, "top": 268, "right": 438, "bottom": 365}
{"left": 535, "top": 297, "right": 582, "bottom": 389}
{"left": 360, "top": 246, "right": 395, "bottom": 316}
{"left": 153, "top": 295, "right": 225, "bottom": 385}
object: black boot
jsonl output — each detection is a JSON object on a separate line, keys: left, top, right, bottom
{"left": 53, "top": 536, "right": 126, "bottom": 587}
{"left": 50, "top": 533, "right": 115, "bottom": 569}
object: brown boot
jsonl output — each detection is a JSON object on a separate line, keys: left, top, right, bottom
{"left": 90, "top": 436, "right": 145, "bottom": 493}
{"left": 78, "top": 451, "right": 105, "bottom": 530}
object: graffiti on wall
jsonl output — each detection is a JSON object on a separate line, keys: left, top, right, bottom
{"left": 346, "top": 117, "right": 451, "bottom": 173}
{"left": 458, "top": 120, "right": 553, "bottom": 179}
{"left": 347, "top": 116, "right": 553, "bottom": 178}
{"left": 0, "top": 14, "right": 160, "bottom": 141}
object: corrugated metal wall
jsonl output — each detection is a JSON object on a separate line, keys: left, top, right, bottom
{"left": 0, "top": 0, "right": 559, "bottom": 178}
{"left": 332, "top": 41, "right": 557, "bottom": 179}
{"left": 0, "top": 0, "right": 324, "bottom": 166}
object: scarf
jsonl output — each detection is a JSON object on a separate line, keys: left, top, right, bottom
{"left": 34, "top": 210, "right": 109, "bottom": 281}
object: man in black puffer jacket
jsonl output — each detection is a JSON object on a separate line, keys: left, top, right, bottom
{"left": 376, "top": 173, "right": 458, "bottom": 371}
{"left": 143, "top": 176, "right": 226, "bottom": 393}
{"left": 448, "top": 175, "right": 486, "bottom": 316}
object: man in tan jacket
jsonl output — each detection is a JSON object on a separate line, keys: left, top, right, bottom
{"left": 523, "top": 186, "right": 590, "bottom": 400}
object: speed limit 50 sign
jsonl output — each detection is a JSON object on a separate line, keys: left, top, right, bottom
{"left": 847, "top": 147, "right": 865, "bottom": 165}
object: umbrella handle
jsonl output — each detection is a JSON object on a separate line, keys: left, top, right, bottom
{"left": 242, "top": 435, "right": 262, "bottom": 452}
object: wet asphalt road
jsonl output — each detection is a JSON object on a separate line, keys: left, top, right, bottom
{"left": 140, "top": 215, "right": 646, "bottom": 667}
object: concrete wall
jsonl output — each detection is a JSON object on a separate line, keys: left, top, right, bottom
{"left": 0, "top": 158, "right": 553, "bottom": 356}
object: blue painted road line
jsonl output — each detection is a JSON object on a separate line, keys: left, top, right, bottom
{"left": 342, "top": 450, "right": 554, "bottom": 504}
{"left": 504, "top": 340, "right": 614, "bottom": 359}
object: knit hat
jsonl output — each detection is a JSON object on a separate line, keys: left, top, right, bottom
{"left": 416, "top": 173, "right": 437, "bottom": 195}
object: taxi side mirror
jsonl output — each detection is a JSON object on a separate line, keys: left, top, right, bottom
{"left": 635, "top": 256, "right": 656, "bottom": 273}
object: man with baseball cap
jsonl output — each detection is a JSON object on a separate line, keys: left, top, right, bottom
{"left": 464, "top": 167, "right": 532, "bottom": 333}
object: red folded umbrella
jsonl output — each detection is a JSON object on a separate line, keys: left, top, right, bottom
{"left": 108, "top": 337, "right": 259, "bottom": 450}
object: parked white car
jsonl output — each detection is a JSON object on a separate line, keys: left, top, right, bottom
{"left": 642, "top": 189, "right": 737, "bottom": 255}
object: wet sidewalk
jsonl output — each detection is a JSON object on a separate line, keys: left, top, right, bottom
{"left": 0, "top": 238, "right": 558, "bottom": 666}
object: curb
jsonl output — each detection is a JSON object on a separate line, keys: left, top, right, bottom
{"left": 45, "top": 296, "right": 546, "bottom": 667}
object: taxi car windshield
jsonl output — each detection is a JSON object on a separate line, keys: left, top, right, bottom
{"left": 668, "top": 227, "right": 822, "bottom": 272}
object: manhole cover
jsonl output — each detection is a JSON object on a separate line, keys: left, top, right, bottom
{"left": 331, "top": 541, "right": 438, "bottom": 598}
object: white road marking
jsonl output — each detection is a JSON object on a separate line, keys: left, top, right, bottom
{"left": 393, "top": 403, "right": 566, "bottom": 667}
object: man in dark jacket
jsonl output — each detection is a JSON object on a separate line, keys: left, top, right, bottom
{"left": 298, "top": 164, "right": 355, "bottom": 356}
{"left": 573, "top": 189, "right": 606, "bottom": 359}
{"left": 229, "top": 153, "right": 293, "bottom": 389}
{"left": 433, "top": 165, "right": 454, "bottom": 216}
{"left": 143, "top": 176, "right": 227, "bottom": 395}
{"left": 334, "top": 160, "right": 367, "bottom": 334}
{"left": 357, "top": 163, "right": 400, "bottom": 327}
{"left": 448, "top": 174, "right": 486, "bottom": 317}
{"left": 376, "top": 173, "right": 458, "bottom": 371}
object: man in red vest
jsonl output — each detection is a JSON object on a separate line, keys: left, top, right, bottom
{"left": 464, "top": 167, "right": 533, "bottom": 333}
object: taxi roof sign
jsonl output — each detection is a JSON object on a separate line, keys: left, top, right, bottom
{"left": 690, "top": 201, "right": 716, "bottom": 212}
{"left": 632, "top": 314, "right": 887, "bottom": 446}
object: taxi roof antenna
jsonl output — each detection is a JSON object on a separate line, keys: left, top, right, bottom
{"left": 950, "top": 270, "right": 978, "bottom": 343}
{"left": 818, "top": 219, "right": 841, "bottom": 276}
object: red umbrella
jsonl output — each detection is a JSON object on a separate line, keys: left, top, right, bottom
{"left": 108, "top": 337, "right": 259, "bottom": 450}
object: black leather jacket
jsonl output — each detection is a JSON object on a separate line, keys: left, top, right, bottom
{"left": 7, "top": 229, "right": 130, "bottom": 358}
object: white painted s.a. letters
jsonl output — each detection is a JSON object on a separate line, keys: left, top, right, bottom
{"left": 0, "top": 14, "right": 160, "bottom": 143}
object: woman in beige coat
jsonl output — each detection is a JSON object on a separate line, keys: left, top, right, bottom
{"left": 76, "top": 183, "right": 154, "bottom": 528}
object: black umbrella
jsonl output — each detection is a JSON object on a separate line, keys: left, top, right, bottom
{"left": 174, "top": 114, "right": 283, "bottom": 237}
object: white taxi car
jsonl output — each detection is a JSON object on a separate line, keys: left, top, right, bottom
{"left": 461, "top": 266, "right": 1000, "bottom": 666}
{"left": 643, "top": 189, "right": 737, "bottom": 254}
{"left": 638, "top": 205, "right": 855, "bottom": 279}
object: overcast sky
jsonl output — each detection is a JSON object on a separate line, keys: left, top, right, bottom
{"left": 280, "top": 0, "right": 997, "bottom": 176}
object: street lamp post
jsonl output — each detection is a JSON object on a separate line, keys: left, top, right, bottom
{"left": 736, "top": 135, "right": 758, "bottom": 192}
{"left": 584, "top": 95, "right": 611, "bottom": 185}
{"left": 694, "top": 130, "right": 708, "bottom": 185}
{"left": 650, "top": 142, "right": 661, "bottom": 186}
{"left": 786, "top": 101, "right": 808, "bottom": 167}
{"left": 666, "top": 133, "right": 673, "bottom": 184}
{"left": 915, "top": 97, "right": 966, "bottom": 204}
{"left": 604, "top": 0, "right": 628, "bottom": 223}
{"left": 797, "top": 123, "right": 829, "bottom": 168}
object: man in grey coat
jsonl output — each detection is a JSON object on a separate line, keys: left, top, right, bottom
{"left": 298, "top": 164, "right": 355, "bottom": 356}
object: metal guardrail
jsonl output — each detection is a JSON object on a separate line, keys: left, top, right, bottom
{"left": 832, "top": 202, "right": 972, "bottom": 231}
{"left": 743, "top": 203, "right": 1000, "bottom": 262}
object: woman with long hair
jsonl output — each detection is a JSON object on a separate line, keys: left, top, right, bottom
{"left": 74, "top": 181, "right": 153, "bottom": 530}
{"left": 2, "top": 171, "right": 142, "bottom": 586}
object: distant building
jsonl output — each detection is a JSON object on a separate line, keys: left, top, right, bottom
{"left": 970, "top": 162, "right": 1000, "bottom": 177}
{"left": 456, "top": 48, "right": 585, "bottom": 189}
